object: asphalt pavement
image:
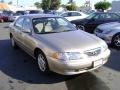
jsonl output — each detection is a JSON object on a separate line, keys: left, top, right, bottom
{"left": 0, "top": 22, "right": 120, "bottom": 90}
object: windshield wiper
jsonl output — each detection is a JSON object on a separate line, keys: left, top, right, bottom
{"left": 36, "top": 31, "right": 58, "bottom": 34}
{"left": 58, "top": 30, "right": 73, "bottom": 32}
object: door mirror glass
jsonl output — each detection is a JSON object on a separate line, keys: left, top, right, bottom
{"left": 23, "top": 28, "right": 31, "bottom": 33}
{"left": 73, "top": 24, "right": 76, "bottom": 27}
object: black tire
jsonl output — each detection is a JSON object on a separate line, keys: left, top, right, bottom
{"left": 0, "top": 19, "right": 4, "bottom": 23}
{"left": 11, "top": 37, "right": 18, "bottom": 49}
{"left": 36, "top": 51, "right": 50, "bottom": 73}
{"left": 111, "top": 33, "right": 120, "bottom": 48}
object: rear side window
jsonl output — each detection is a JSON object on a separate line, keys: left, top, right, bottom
{"left": 71, "top": 12, "right": 81, "bottom": 16}
{"left": 15, "top": 17, "right": 24, "bottom": 29}
{"left": 61, "top": 13, "right": 69, "bottom": 17}
{"left": 105, "top": 13, "right": 120, "bottom": 20}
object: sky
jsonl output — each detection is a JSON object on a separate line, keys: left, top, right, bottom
{"left": 4, "top": 0, "right": 113, "bottom": 6}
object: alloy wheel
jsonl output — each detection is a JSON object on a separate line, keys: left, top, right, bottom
{"left": 113, "top": 34, "right": 120, "bottom": 47}
{"left": 37, "top": 54, "right": 46, "bottom": 72}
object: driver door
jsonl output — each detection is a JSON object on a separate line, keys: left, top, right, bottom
{"left": 21, "top": 18, "right": 35, "bottom": 56}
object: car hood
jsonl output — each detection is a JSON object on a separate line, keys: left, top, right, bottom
{"left": 97, "top": 22, "right": 120, "bottom": 31}
{"left": 35, "top": 30, "right": 103, "bottom": 52}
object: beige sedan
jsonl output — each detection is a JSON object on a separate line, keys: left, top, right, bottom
{"left": 9, "top": 14, "right": 110, "bottom": 75}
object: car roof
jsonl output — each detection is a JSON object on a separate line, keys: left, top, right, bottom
{"left": 21, "top": 14, "right": 61, "bottom": 19}
{"left": 95, "top": 12, "right": 117, "bottom": 14}
{"left": 62, "top": 11, "right": 82, "bottom": 13}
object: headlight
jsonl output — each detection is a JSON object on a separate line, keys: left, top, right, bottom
{"left": 52, "top": 52, "right": 83, "bottom": 60}
{"left": 103, "top": 30, "right": 113, "bottom": 34}
{"left": 101, "top": 43, "right": 108, "bottom": 52}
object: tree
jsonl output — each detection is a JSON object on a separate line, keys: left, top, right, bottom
{"left": 34, "top": 2, "right": 41, "bottom": 9}
{"left": 94, "top": 1, "right": 111, "bottom": 12}
{"left": 0, "top": 0, "right": 4, "bottom": 3}
{"left": 66, "top": 2, "right": 76, "bottom": 11}
{"left": 41, "top": 0, "right": 61, "bottom": 10}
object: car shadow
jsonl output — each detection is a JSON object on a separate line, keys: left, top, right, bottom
{"left": 105, "top": 46, "right": 120, "bottom": 72}
{"left": 0, "top": 39, "right": 119, "bottom": 86}
{"left": 0, "top": 39, "right": 76, "bottom": 84}
{"left": 65, "top": 72, "right": 110, "bottom": 90}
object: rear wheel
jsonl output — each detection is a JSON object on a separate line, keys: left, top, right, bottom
{"left": 11, "top": 37, "right": 18, "bottom": 49}
{"left": 112, "top": 33, "right": 120, "bottom": 48}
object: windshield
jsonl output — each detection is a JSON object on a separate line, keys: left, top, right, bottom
{"left": 33, "top": 17, "right": 76, "bottom": 34}
{"left": 86, "top": 13, "right": 96, "bottom": 19}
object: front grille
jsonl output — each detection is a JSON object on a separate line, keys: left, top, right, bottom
{"left": 84, "top": 48, "right": 101, "bottom": 56}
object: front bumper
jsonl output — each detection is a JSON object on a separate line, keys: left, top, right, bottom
{"left": 47, "top": 49, "right": 110, "bottom": 75}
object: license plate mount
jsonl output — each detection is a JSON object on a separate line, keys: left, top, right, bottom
{"left": 93, "top": 59, "right": 103, "bottom": 67}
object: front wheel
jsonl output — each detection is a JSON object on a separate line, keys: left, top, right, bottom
{"left": 36, "top": 51, "right": 50, "bottom": 73}
{"left": 112, "top": 33, "right": 120, "bottom": 48}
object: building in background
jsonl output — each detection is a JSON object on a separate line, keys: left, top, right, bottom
{"left": 0, "top": 3, "right": 9, "bottom": 10}
{"left": 108, "top": 1, "right": 120, "bottom": 12}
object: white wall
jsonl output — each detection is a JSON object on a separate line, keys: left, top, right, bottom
{"left": 110, "top": 1, "right": 120, "bottom": 12}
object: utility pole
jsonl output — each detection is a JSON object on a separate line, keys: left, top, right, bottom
{"left": 17, "top": 0, "right": 18, "bottom": 6}
{"left": 48, "top": 0, "right": 51, "bottom": 10}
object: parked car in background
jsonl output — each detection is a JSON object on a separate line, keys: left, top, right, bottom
{"left": 115, "top": 12, "right": 120, "bottom": 16}
{"left": 9, "top": 11, "right": 26, "bottom": 21}
{"left": 71, "top": 12, "right": 120, "bottom": 33}
{"left": 26, "top": 10, "right": 42, "bottom": 14}
{"left": 94, "top": 22, "right": 120, "bottom": 48}
{"left": 0, "top": 13, "right": 9, "bottom": 22}
{"left": 9, "top": 14, "right": 110, "bottom": 75}
{"left": 2, "top": 11, "right": 14, "bottom": 21}
{"left": 84, "top": 10, "right": 95, "bottom": 15}
{"left": 60, "top": 11, "right": 88, "bottom": 21}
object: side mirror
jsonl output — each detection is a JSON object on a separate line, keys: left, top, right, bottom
{"left": 22, "top": 28, "right": 31, "bottom": 33}
{"left": 73, "top": 24, "right": 76, "bottom": 27}
{"left": 73, "top": 24, "right": 79, "bottom": 30}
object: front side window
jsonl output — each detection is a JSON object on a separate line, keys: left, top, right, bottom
{"left": 105, "top": 13, "right": 120, "bottom": 20}
{"left": 93, "top": 14, "right": 107, "bottom": 20}
{"left": 32, "top": 17, "right": 76, "bottom": 34}
{"left": 23, "top": 18, "right": 31, "bottom": 31}
{"left": 86, "top": 13, "right": 96, "bottom": 19}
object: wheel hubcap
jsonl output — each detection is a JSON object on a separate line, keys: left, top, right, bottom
{"left": 114, "top": 35, "right": 120, "bottom": 47}
{"left": 38, "top": 54, "right": 46, "bottom": 72}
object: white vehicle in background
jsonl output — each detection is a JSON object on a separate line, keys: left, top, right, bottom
{"left": 9, "top": 11, "right": 26, "bottom": 21}
{"left": 94, "top": 22, "right": 120, "bottom": 48}
{"left": 60, "top": 11, "right": 88, "bottom": 21}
